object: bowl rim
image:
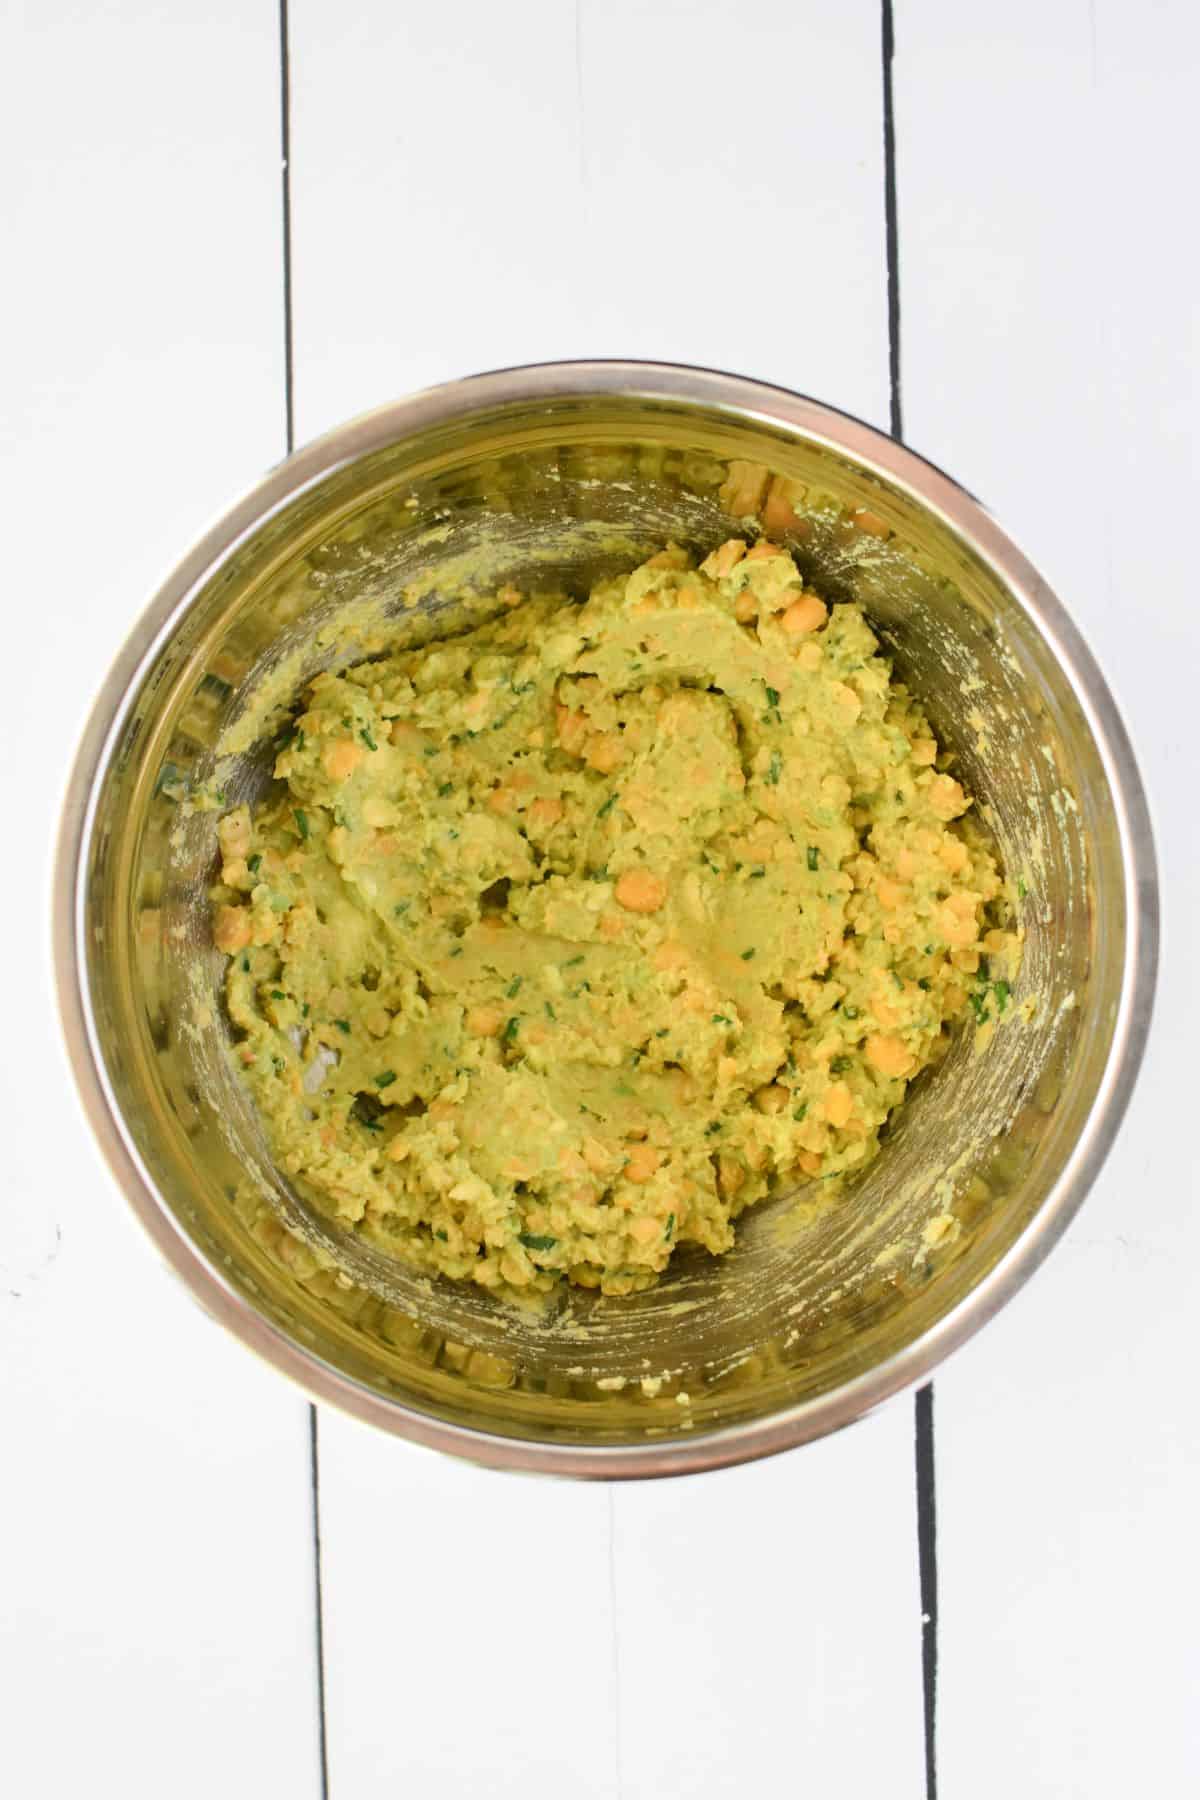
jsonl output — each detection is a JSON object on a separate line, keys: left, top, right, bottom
{"left": 53, "top": 359, "right": 1160, "bottom": 1478}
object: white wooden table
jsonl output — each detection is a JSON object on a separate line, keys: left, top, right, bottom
{"left": 4, "top": 5, "right": 1197, "bottom": 1795}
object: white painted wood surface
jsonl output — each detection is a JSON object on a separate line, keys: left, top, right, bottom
{"left": 1, "top": 8, "right": 319, "bottom": 1798}
{"left": 3, "top": 2, "right": 1195, "bottom": 1796}
{"left": 897, "top": 3, "right": 1200, "bottom": 1793}
{"left": 291, "top": 4, "right": 923, "bottom": 1794}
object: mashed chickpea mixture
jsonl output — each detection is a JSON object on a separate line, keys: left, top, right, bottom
{"left": 212, "top": 540, "right": 1015, "bottom": 1297}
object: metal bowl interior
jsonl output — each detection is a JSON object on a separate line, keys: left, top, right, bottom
{"left": 59, "top": 365, "right": 1156, "bottom": 1475}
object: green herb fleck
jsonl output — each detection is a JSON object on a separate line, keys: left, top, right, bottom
{"left": 1017, "top": 878, "right": 1028, "bottom": 900}
{"left": 665, "top": 1213, "right": 676, "bottom": 1240}
{"left": 740, "top": 948, "right": 756, "bottom": 961}
{"left": 271, "top": 1055, "right": 285, "bottom": 1074}
{"left": 247, "top": 853, "right": 262, "bottom": 875}
{"left": 967, "top": 989, "right": 989, "bottom": 1025}
{"left": 993, "top": 979, "right": 1011, "bottom": 1013}
{"left": 434, "top": 1229, "right": 449, "bottom": 1243}
{"left": 502, "top": 1017, "right": 520, "bottom": 1043}
{"left": 506, "top": 976, "right": 523, "bottom": 998}
{"left": 765, "top": 685, "right": 781, "bottom": 708}
{"left": 712, "top": 1013, "right": 734, "bottom": 1026}
{"left": 842, "top": 1004, "right": 859, "bottom": 1020}
{"left": 360, "top": 727, "right": 378, "bottom": 751}
{"left": 749, "top": 865, "right": 766, "bottom": 879}
{"left": 240, "top": 955, "right": 250, "bottom": 973}
{"left": 656, "top": 1028, "right": 669, "bottom": 1038}
{"left": 301, "top": 1002, "right": 310, "bottom": 1018}
{"left": 830, "top": 1056, "right": 851, "bottom": 1075}
{"left": 394, "top": 900, "right": 411, "bottom": 918}
{"left": 765, "top": 751, "right": 782, "bottom": 786}
{"left": 892, "top": 971, "right": 904, "bottom": 991}
{"left": 519, "top": 1233, "right": 558, "bottom": 1253}
{"left": 544, "top": 1001, "right": 556, "bottom": 1021}
{"left": 793, "top": 1102, "right": 808, "bottom": 1122}
{"left": 437, "top": 781, "right": 453, "bottom": 798}
{"left": 807, "top": 845, "right": 819, "bottom": 872}
{"left": 597, "top": 791, "right": 618, "bottom": 819}
{"left": 373, "top": 1070, "right": 397, "bottom": 1088}
{"left": 918, "top": 978, "right": 931, "bottom": 992}
{"left": 269, "top": 989, "right": 286, "bottom": 1001}
{"left": 293, "top": 808, "right": 309, "bottom": 840}
{"left": 335, "top": 1019, "right": 351, "bottom": 1035}
{"left": 564, "top": 954, "right": 584, "bottom": 968}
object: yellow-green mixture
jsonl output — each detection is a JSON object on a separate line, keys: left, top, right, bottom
{"left": 211, "top": 540, "right": 1015, "bottom": 1297}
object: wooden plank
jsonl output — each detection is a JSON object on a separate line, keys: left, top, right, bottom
{"left": 896, "top": 3, "right": 1200, "bottom": 1793}
{"left": 0, "top": 7, "right": 320, "bottom": 1796}
{"left": 291, "top": 4, "right": 925, "bottom": 1796}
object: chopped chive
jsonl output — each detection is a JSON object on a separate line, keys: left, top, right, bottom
{"left": 597, "top": 791, "right": 618, "bottom": 819}
{"left": 830, "top": 1056, "right": 851, "bottom": 1074}
{"left": 502, "top": 1017, "right": 520, "bottom": 1043}
{"left": 806, "top": 845, "right": 819, "bottom": 872}
{"left": 665, "top": 1213, "right": 676, "bottom": 1239}
{"left": 564, "top": 954, "right": 584, "bottom": 967}
{"left": 394, "top": 900, "right": 411, "bottom": 917}
{"left": 373, "top": 1070, "right": 397, "bottom": 1088}
{"left": 793, "top": 1102, "right": 808, "bottom": 1122}
{"left": 293, "top": 808, "right": 309, "bottom": 840}
{"left": 240, "top": 955, "right": 250, "bottom": 973}
{"left": 749, "top": 865, "right": 766, "bottom": 879}
{"left": 918, "top": 978, "right": 931, "bottom": 992}
{"left": 438, "top": 781, "right": 453, "bottom": 797}
{"left": 360, "top": 727, "right": 378, "bottom": 751}
{"left": 506, "top": 976, "right": 523, "bottom": 998}
{"left": 765, "top": 685, "right": 781, "bottom": 708}
{"left": 740, "top": 948, "right": 756, "bottom": 961}
{"left": 968, "top": 990, "right": 989, "bottom": 1024}
{"left": 434, "top": 1229, "right": 449, "bottom": 1243}
{"left": 655, "top": 1028, "right": 669, "bottom": 1038}
{"left": 519, "top": 1233, "right": 558, "bottom": 1252}
{"left": 892, "top": 971, "right": 904, "bottom": 990}
{"left": 1017, "top": 878, "right": 1028, "bottom": 900}
{"left": 247, "top": 853, "right": 262, "bottom": 875}
{"left": 711, "top": 1013, "right": 733, "bottom": 1026}
{"left": 994, "top": 979, "right": 1011, "bottom": 1012}
{"left": 334, "top": 1019, "right": 351, "bottom": 1034}
{"left": 301, "top": 1002, "right": 310, "bottom": 1018}
{"left": 704, "top": 1120, "right": 722, "bottom": 1135}
{"left": 269, "top": 989, "right": 285, "bottom": 1001}
{"left": 449, "top": 945, "right": 463, "bottom": 957}
{"left": 765, "top": 750, "right": 782, "bottom": 786}
{"left": 544, "top": 1001, "right": 556, "bottom": 1021}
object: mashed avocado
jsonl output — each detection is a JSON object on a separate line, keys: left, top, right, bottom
{"left": 211, "top": 540, "right": 1016, "bottom": 1298}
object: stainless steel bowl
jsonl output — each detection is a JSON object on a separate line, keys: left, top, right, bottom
{"left": 55, "top": 363, "right": 1157, "bottom": 1476}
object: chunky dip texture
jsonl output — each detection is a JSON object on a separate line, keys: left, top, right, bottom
{"left": 211, "top": 540, "right": 1016, "bottom": 1297}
